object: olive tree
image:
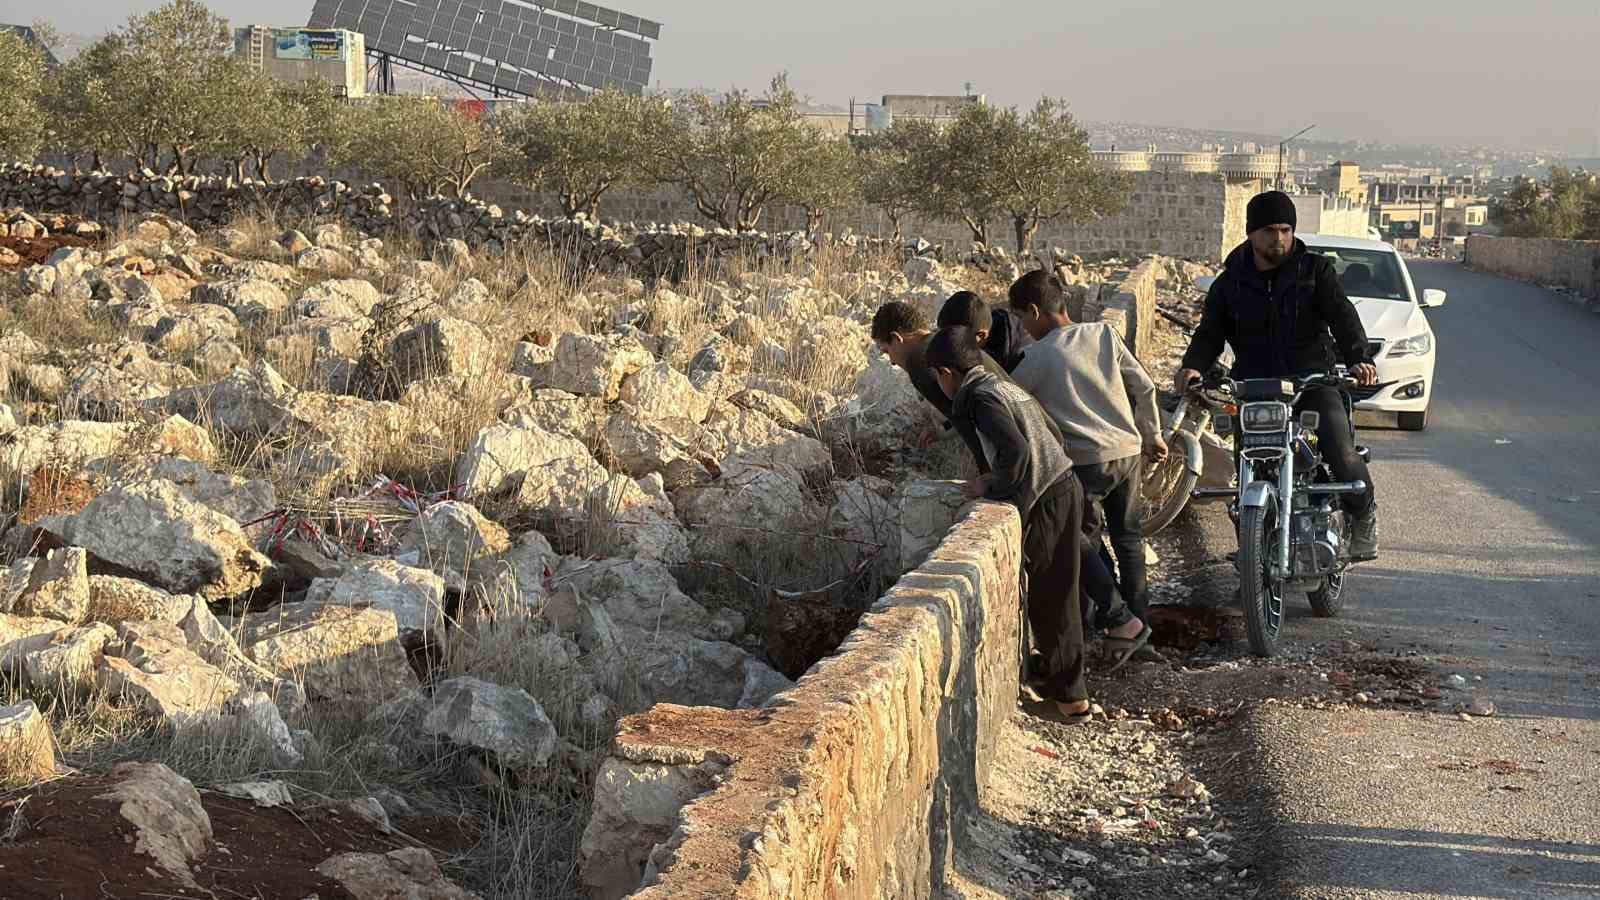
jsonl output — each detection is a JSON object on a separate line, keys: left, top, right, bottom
{"left": 0, "top": 30, "right": 49, "bottom": 161}
{"left": 854, "top": 120, "right": 938, "bottom": 242}
{"left": 784, "top": 132, "right": 860, "bottom": 235}
{"left": 987, "top": 99, "right": 1130, "bottom": 253}
{"left": 209, "top": 74, "right": 341, "bottom": 181}
{"left": 498, "top": 90, "right": 670, "bottom": 218}
{"left": 645, "top": 76, "right": 819, "bottom": 230}
{"left": 331, "top": 97, "right": 503, "bottom": 200}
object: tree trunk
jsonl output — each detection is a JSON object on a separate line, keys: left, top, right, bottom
{"left": 806, "top": 207, "right": 824, "bottom": 236}
{"left": 1013, "top": 216, "right": 1038, "bottom": 254}
{"left": 233, "top": 158, "right": 246, "bottom": 183}
{"left": 586, "top": 197, "right": 600, "bottom": 220}
{"left": 560, "top": 192, "right": 581, "bottom": 218}
{"left": 887, "top": 210, "right": 903, "bottom": 244}
{"left": 965, "top": 216, "right": 988, "bottom": 246}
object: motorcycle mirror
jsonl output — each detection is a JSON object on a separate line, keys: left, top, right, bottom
{"left": 1299, "top": 411, "right": 1321, "bottom": 431}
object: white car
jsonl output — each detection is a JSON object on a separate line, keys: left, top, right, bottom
{"left": 1299, "top": 234, "right": 1444, "bottom": 431}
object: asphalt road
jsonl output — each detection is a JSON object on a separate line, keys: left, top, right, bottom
{"left": 1249, "top": 261, "right": 1600, "bottom": 899}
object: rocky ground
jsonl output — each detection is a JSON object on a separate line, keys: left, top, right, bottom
{"left": 0, "top": 204, "right": 1227, "bottom": 897}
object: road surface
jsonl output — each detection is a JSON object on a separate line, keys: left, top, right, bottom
{"left": 1251, "top": 261, "right": 1600, "bottom": 899}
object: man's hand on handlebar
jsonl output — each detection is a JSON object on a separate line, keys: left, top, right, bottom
{"left": 1351, "top": 362, "right": 1378, "bottom": 387}
{"left": 1176, "top": 368, "right": 1203, "bottom": 393}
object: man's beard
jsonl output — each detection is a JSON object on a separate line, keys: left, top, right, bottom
{"left": 1261, "top": 244, "right": 1290, "bottom": 264}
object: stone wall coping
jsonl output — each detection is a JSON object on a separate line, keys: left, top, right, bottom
{"left": 586, "top": 495, "right": 1023, "bottom": 899}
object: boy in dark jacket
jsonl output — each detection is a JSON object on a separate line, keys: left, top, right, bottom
{"left": 925, "top": 325, "right": 1099, "bottom": 720}
{"left": 937, "top": 291, "right": 1033, "bottom": 373}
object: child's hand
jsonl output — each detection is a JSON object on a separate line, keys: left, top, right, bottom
{"left": 961, "top": 477, "right": 988, "bottom": 499}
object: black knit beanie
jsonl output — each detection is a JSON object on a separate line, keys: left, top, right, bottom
{"left": 1246, "top": 190, "right": 1297, "bottom": 234}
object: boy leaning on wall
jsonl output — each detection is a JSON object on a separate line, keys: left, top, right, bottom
{"left": 924, "top": 325, "right": 1095, "bottom": 723}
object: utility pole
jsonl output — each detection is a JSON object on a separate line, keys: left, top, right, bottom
{"left": 1277, "top": 124, "right": 1315, "bottom": 190}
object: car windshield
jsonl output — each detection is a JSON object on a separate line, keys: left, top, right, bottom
{"left": 1305, "top": 247, "right": 1411, "bottom": 302}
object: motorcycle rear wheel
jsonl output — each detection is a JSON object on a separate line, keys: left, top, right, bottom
{"left": 1140, "top": 433, "right": 1198, "bottom": 537}
{"left": 1238, "top": 502, "right": 1284, "bottom": 657}
{"left": 1308, "top": 572, "right": 1345, "bottom": 617}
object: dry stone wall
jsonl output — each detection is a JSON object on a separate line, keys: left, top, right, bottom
{"left": 4, "top": 162, "right": 1248, "bottom": 264}
{"left": 1465, "top": 235, "right": 1600, "bottom": 302}
{"left": 492, "top": 171, "right": 1252, "bottom": 263}
{"left": 579, "top": 487, "right": 1022, "bottom": 899}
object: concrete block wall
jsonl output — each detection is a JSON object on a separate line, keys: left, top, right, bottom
{"left": 1465, "top": 235, "right": 1600, "bottom": 299}
{"left": 579, "top": 488, "right": 1023, "bottom": 899}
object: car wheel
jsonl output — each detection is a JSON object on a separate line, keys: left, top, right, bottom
{"left": 1397, "top": 410, "right": 1428, "bottom": 431}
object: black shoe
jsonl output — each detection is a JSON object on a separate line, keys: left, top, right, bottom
{"left": 1349, "top": 509, "right": 1378, "bottom": 561}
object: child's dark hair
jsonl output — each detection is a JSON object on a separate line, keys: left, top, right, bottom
{"left": 1008, "top": 269, "right": 1070, "bottom": 315}
{"left": 937, "top": 291, "right": 989, "bottom": 331}
{"left": 870, "top": 301, "right": 929, "bottom": 342}
{"left": 924, "top": 326, "right": 985, "bottom": 374}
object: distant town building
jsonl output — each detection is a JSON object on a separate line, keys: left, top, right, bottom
{"left": 878, "top": 93, "right": 985, "bottom": 128}
{"left": 234, "top": 25, "right": 367, "bottom": 98}
{"left": 1318, "top": 161, "right": 1368, "bottom": 204}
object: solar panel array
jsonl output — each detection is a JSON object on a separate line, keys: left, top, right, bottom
{"left": 307, "top": 0, "right": 660, "bottom": 96}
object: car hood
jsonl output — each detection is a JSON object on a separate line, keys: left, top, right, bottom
{"left": 1352, "top": 298, "right": 1424, "bottom": 339}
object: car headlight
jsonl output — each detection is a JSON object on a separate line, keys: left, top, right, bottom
{"left": 1386, "top": 331, "right": 1433, "bottom": 357}
{"left": 1240, "top": 402, "right": 1290, "bottom": 433}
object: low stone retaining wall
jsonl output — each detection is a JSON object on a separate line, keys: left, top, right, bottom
{"left": 1465, "top": 235, "right": 1600, "bottom": 301}
{"left": 579, "top": 485, "right": 1023, "bottom": 899}
{"left": 1091, "top": 258, "right": 1160, "bottom": 360}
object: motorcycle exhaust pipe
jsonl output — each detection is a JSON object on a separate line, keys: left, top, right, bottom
{"left": 1305, "top": 481, "right": 1367, "bottom": 495}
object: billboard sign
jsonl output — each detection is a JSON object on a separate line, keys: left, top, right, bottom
{"left": 275, "top": 29, "right": 345, "bottom": 61}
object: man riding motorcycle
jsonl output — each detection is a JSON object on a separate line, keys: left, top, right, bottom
{"left": 1176, "top": 190, "right": 1381, "bottom": 560}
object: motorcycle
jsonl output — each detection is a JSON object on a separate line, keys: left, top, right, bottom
{"left": 1188, "top": 370, "right": 1370, "bottom": 657}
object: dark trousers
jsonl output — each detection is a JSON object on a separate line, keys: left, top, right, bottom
{"left": 1298, "top": 387, "right": 1376, "bottom": 515}
{"left": 1076, "top": 455, "right": 1148, "bottom": 619}
{"left": 1022, "top": 475, "right": 1088, "bottom": 704}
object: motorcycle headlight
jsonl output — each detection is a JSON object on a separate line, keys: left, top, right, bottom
{"left": 1240, "top": 402, "right": 1290, "bottom": 433}
{"left": 1386, "top": 331, "right": 1433, "bottom": 357}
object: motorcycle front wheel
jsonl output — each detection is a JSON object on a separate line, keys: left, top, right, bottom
{"left": 1140, "top": 432, "right": 1199, "bottom": 537}
{"left": 1238, "top": 502, "right": 1285, "bottom": 657}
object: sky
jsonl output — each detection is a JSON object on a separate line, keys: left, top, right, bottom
{"left": 7, "top": 0, "right": 1598, "bottom": 155}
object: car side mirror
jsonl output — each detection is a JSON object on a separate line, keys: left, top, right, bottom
{"left": 1194, "top": 275, "right": 1217, "bottom": 294}
{"left": 1420, "top": 288, "right": 1447, "bottom": 308}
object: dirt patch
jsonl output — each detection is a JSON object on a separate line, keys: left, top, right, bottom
{"left": 0, "top": 775, "right": 473, "bottom": 899}
{"left": 0, "top": 234, "right": 98, "bottom": 271}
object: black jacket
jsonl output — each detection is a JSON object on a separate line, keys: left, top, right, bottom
{"left": 983, "top": 308, "right": 1034, "bottom": 374}
{"left": 1182, "top": 239, "right": 1370, "bottom": 379}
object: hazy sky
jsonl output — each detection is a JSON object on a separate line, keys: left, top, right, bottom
{"left": 8, "top": 0, "right": 1597, "bottom": 154}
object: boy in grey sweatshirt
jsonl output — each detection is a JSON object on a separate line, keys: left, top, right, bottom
{"left": 1008, "top": 270, "right": 1167, "bottom": 624}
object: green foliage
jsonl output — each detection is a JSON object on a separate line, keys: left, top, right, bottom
{"left": 330, "top": 97, "right": 503, "bottom": 200}
{"left": 497, "top": 89, "right": 670, "bottom": 218}
{"left": 853, "top": 121, "right": 935, "bottom": 241}
{"left": 893, "top": 98, "right": 1129, "bottom": 252}
{"left": 785, "top": 132, "right": 860, "bottom": 234}
{"left": 1493, "top": 166, "right": 1600, "bottom": 240}
{"left": 0, "top": 31, "right": 48, "bottom": 161}
{"left": 644, "top": 75, "right": 821, "bottom": 230}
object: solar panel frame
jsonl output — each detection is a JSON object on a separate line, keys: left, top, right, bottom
{"left": 304, "top": 0, "right": 660, "bottom": 95}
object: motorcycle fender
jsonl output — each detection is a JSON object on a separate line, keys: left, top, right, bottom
{"left": 1173, "top": 430, "right": 1203, "bottom": 477}
{"left": 1240, "top": 481, "right": 1277, "bottom": 509}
